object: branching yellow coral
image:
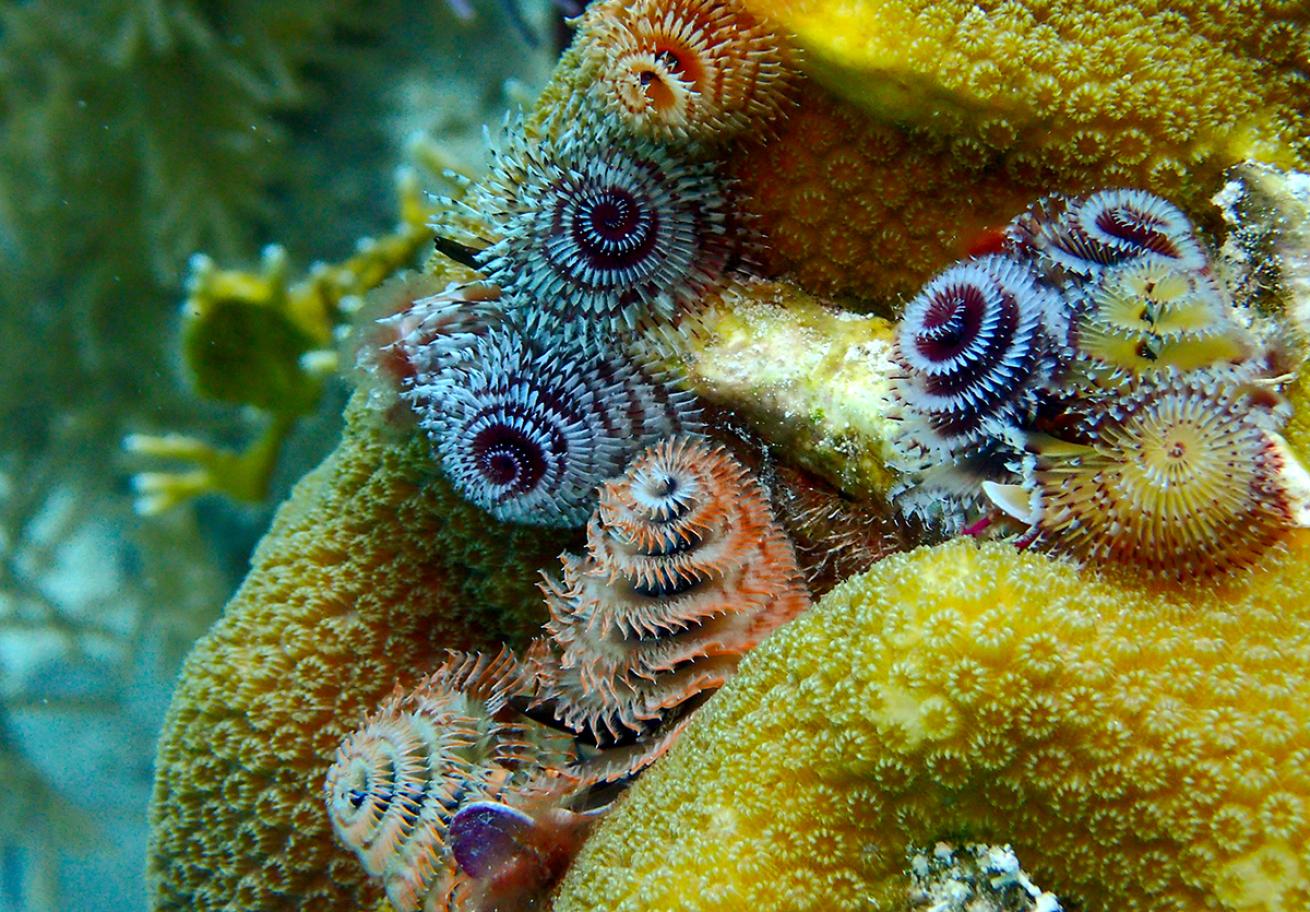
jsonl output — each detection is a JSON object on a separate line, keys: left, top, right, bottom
{"left": 146, "top": 391, "right": 566, "bottom": 912}
{"left": 555, "top": 534, "right": 1310, "bottom": 912}
{"left": 127, "top": 170, "right": 436, "bottom": 514}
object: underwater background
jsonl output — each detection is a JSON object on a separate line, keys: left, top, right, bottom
{"left": 0, "top": 3, "right": 557, "bottom": 909}
{"left": 6, "top": 1, "right": 1310, "bottom": 910}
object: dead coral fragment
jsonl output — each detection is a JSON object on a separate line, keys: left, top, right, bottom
{"left": 579, "top": 0, "right": 793, "bottom": 144}
{"left": 533, "top": 437, "right": 810, "bottom": 745}
{"left": 325, "top": 649, "right": 580, "bottom": 912}
{"left": 908, "top": 843, "right": 1062, "bottom": 912}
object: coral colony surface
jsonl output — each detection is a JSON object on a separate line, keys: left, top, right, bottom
{"left": 147, "top": 1, "right": 1310, "bottom": 911}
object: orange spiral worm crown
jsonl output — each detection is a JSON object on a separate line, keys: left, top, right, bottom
{"left": 533, "top": 436, "right": 810, "bottom": 746}
{"left": 578, "top": 0, "right": 793, "bottom": 144}
{"left": 324, "top": 648, "right": 580, "bottom": 912}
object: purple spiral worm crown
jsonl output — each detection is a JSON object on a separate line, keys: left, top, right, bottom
{"left": 412, "top": 328, "right": 702, "bottom": 527}
{"left": 468, "top": 125, "right": 736, "bottom": 341}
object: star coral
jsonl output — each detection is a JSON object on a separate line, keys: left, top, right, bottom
{"left": 147, "top": 391, "right": 565, "bottom": 912}
{"left": 553, "top": 534, "right": 1310, "bottom": 912}
{"left": 710, "top": 0, "right": 1309, "bottom": 304}
{"left": 737, "top": 0, "right": 1310, "bottom": 200}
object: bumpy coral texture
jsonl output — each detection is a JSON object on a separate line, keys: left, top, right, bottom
{"left": 555, "top": 535, "right": 1310, "bottom": 912}
{"left": 739, "top": 0, "right": 1309, "bottom": 196}
{"left": 726, "top": 0, "right": 1307, "bottom": 304}
{"left": 147, "top": 393, "right": 565, "bottom": 912}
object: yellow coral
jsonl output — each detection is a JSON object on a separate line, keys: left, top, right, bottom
{"left": 724, "top": 0, "right": 1307, "bottom": 303}
{"left": 146, "top": 391, "right": 565, "bottom": 912}
{"left": 127, "top": 168, "right": 436, "bottom": 514}
{"left": 555, "top": 534, "right": 1310, "bottom": 911}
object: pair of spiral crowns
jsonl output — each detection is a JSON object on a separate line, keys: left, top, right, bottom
{"left": 325, "top": 437, "right": 809, "bottom": 912}
{"left": 358, "top": 0, "right": 797, "bottom": 528}
{"left": 890, "top": 187, "right": 1310, "bottom": 579}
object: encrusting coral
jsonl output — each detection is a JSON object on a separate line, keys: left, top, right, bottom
{"left": 146, "top": 390, "right": 567, "bottom": 912}
{"left": 553, "top": 533, "right": 1310, "bottom": 912}
{"left": 145, "top": 0, "right": 1310, "bottom": 904}
{"left": 714, "top": 0, "right": 1308, "bottom": 304}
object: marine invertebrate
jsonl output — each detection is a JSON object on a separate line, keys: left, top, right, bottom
{"left": 891, "top": 255, "right": 1062, "bottom": 454}
{"left": 448, "top": 799, "right": 598, "bottom": 912}
{"left": 1067, "top": 257, "right": 1252, "bottom": 383}
{"left": 325, "top": 648, "right": 581, "bottom": 912}
{"left": 364, "top": 278, "right": 505, "bottom": 392}
{"left": 148, "top": 391, "right": 565, "bottom": 912}
{"left": 532, "top": 436, "right": 810, "bottom": 745}
{"left": 414, "top": 329, "right": 702, "bottom": 526}
{"left": 990, "top": 369, "right": 1308, "bottom": 579}
{"left": 577, "top": 0, "right": 793, "bottom": 144}
{"left": 1007, "top": 189, "right": 1209, "bottom": 281}
{"left": 553, "top": 534, "right": 1310, "bottom": 911}
{"left": 465, "top": 126, "right": 735, "bottom": 338}
{"left": 765, "top": 461, "right": 908, "bottom": 595}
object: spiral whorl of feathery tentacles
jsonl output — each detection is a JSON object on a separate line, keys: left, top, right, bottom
{"left": 999, "top": 369, "right": 1307, "bottom": 579}
{"left": 324, "top": 438, "right": 810, "bottom": 912}
{"left": 384, "top": 0, "right": 802, "bottom": 528}
{"left": 1006, "top": 188, "right": 1210, "bottom": 281}
{"left": 530, "top": 436, "right": 811, "bottom": 746}
{"left": 455, "top": 125, "right": 738, "bottom": 341}
{"left": 578, "top": 0, "right": 793, "bottom": 145}
{"left": 889, "top": 187, "right": 1310, "bottom": 577}
{"left": 891, "top": 254, "right": 1066, "bottom": 455}
{"left": 325, "top": 648, "right": 593, "bottom": 912}
{"left": 410, "top": 329, "right": 703, "bottom": 527}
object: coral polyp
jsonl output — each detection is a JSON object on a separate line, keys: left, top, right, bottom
{"left": 469, "top": 127, "right": 735, "bottom": 339}
{"left": 892, "top": 255, "right": 1060, "bottom": 453}
{"left": 1010, "top": 370, "right": 1303, "bottom": 579}
{"left": 532, "top": 437, "right": 810, "bottom": 745}
{"left": 325, "top": 649, "right": 579, "bottom": 912}
{"left": 579, "top": 0, "right": 792, "bottom": 144}
{"left": 414, "top": 330, "right": 702, "bottom": 527}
